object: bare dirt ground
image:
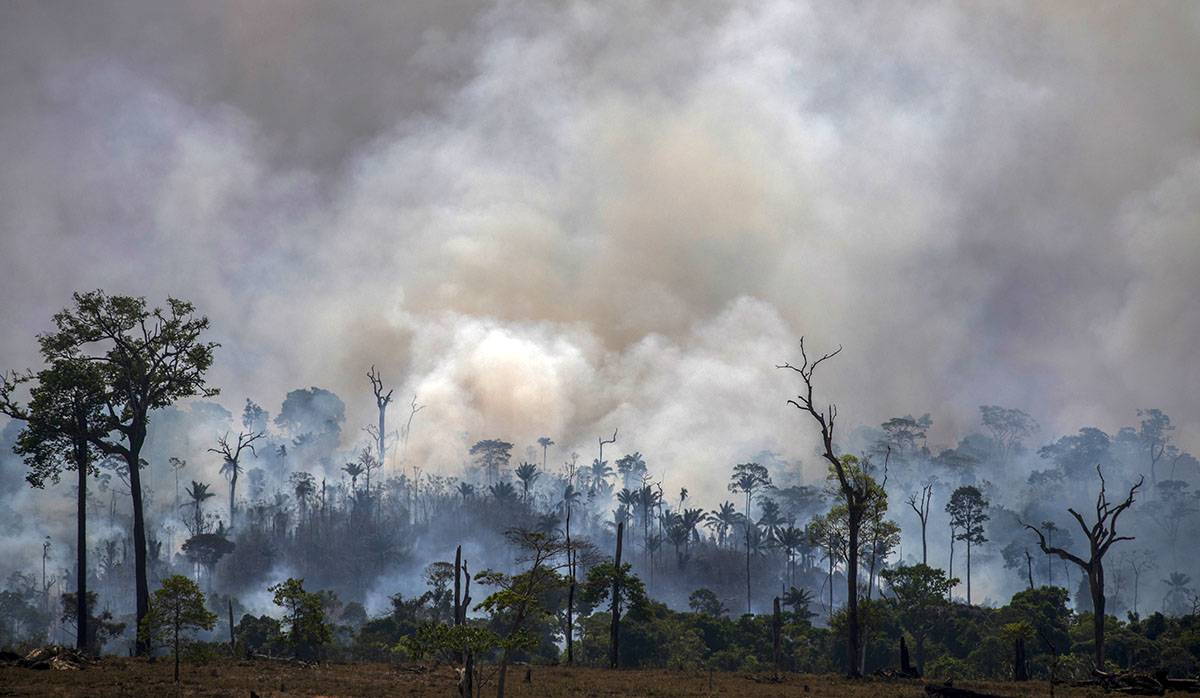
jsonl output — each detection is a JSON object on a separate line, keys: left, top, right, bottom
{"left": 0, "top": 660, "right": 1109, "bottom": 697}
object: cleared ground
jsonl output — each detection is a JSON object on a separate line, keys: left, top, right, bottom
{"left": 0, "top": 659, "right": 1113, "bottom": 697}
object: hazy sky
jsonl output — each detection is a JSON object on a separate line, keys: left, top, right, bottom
{"left": 2, "top": 1, "right": 1198, "bottom": 496}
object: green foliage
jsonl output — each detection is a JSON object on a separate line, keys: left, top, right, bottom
{"left": 688, "top": 588, "right": 726, "bottom": 617}
{"left": 60, "top": 591, "right": 126, "bottom": 655}
{"left": 141, "top": 575, "right": 218, "bottom": 680}
{"left": 399, "top": 622, "right": 502, "bottom": 663}
{"left": 269, "top": 578, "right": 333, "bottom": 660}
{"left": 579, "top": 561, "right": 647, "bottom": 617}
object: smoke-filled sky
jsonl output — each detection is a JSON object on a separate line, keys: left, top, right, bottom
{"left": 2, "top": 1, "right": 1198, "bottom": 499}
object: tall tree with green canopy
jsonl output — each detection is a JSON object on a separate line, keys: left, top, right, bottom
{"left": 946, "top": 485, "right": 989, "bottom": 604}
{"left": 880, "top": 563, "right": 957, "bottom": 673}
{"left": 9, "top": 291, "right": 217, "bottom": 654}
{"left": 2, "top": 360, "right": 107, "bottom": 653}
{"left": 142, "top": 575, "right": 217, "bottom": 682}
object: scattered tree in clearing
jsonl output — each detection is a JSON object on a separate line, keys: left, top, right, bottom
{"left": 141, "top": 575, "right": 217, "bottom": 682}
{"left": 270, "top": 577, "right": 333, "bottom": 661}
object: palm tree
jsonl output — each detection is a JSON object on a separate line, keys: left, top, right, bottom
{"left": 667, "top": 522, "right": 690, "bottom": 568}
{"left": 782, "top": 586, "right": 816, "bottom": 623}
{"left": 1163, "top": 572, "right": 1193, "bottom": 615}
{"left": 708, "top": 501, "right": 739, "bottom": 548}
{"left": 342, "top": 461, "right": 364, "bottom": 491}
{"left": 457, "top": 482, "right": 476, "bottom": 501}
{"left": 729, "top": 462, "right": 772, "bottom": 613}
{"left": 775, "top": 525, "right": 807, "bottom": 587}
{"left": 588, "top": 458, "right": 614, "bottom": 492}
{"left": 680, "top": 508, "right": 707, "bottom": 558}
{"left": 615, "top": 452, "right": 647, "bottom": 490}
{"left": 537, "top": 437, "right": 554, "bottom": 471}
{"left": 514, "top": 462, "right": 540, "bottom": 504}
{"left": 291, "top": 472, "right": 316, "bottom": 521}
{"left": 184, "top": 481, "right": 216, "bottom": 535}
{"left": 756, "top": 497, "right": 787, "bottom": 542}
{"left": 489, "top": 480, "right": 519, "bottom": 504}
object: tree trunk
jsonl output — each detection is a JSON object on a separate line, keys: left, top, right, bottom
{"left": 846, "top": 508, "right": 862, "bottom": 678}
{"left": 566, "top": 507, "right": 574, "bottom": 665}
{"left": 966, "top": 539, "right": 972, "bottom": 605}
{"left": 228, "top": 598, "right": 235, "bottom": 651}
{"left": 127, "top": 428, "right": 150, "bottom": 656}
{"left": 566, "top": 577, "right": 575, "bottom": 664}
{"left": 920, "top": 521, "right": 928, "bottom": 565}
{"left": 772, "top": 597, "right": 782, "bottom": 679}
{"left": 948, "top": 530, "right": 955, "bottom": 600}
{"left": 229, "top": 469, "right": 237, "bottom": 529}
{"left": 377, "top": 406, "right": 386, "bottom": 467}
{"left": 610, "top": 522, "right": 623, "bottom": 669}
{"left": 173, "top": 619, "right": 180, "bottom": 683}
{"left": 74, "top": 435, "right": 88, "bottom": 653}
{"left": 915, "top": 634, "right": 926, "bottom": 675}
{"left": 1090, "top": 563, "right": 1106, "bottom": 669}
{"left": 1013, "top": 638, "right": 1028, "bottom": 681}
{"left": 454, "top": 546, "right": 462, "bottom": 625}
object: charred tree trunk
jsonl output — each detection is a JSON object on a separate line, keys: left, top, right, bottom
{"left": 610, "top": 522, "right": 623, "bottom": 669}
{"left": 1013, "top": 638, "right": 1028, "bottom": 681}
{"left": 228, "top": 598, "right": 235, "bottom": 651}
{"left": 1090, "top": 562, "right": 1106, "bottom": 669}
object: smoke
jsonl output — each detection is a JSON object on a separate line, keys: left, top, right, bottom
{"left": 1, "top": 2, "right": 1198, "bottom": 589}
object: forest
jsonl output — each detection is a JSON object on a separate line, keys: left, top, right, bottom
{"left": 3, "top": 291, "right": 1200, "bottom": 696}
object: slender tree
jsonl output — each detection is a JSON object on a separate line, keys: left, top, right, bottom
{"left": 946, "top": 485, "right": 989, "bottom": 605}
{"left": 2, "top": 359, "right": 106, "bottom": 653}
{"left": 537, "top": 436, "right": 554, "bottom": 471}
{"left": 906, "top": 481, "right": 933, "bottom": 565}
{"left": 142, "top": 575, "right": 217, "bottom": 683}
{"left": 729, "top": 462, "right": 772, "bottom": 614}
{"left": 1023, "top": 465, "right": 1144, "bottom": 668}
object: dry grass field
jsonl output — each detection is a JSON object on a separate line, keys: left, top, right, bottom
{"left": 0, "top": 660, "right": 1112, "bottom": 697}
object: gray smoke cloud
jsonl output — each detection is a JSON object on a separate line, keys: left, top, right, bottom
{"left": 2, "top": 1, "right": 1199, "bottom": 580}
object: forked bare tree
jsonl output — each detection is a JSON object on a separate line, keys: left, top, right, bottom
{"left": 209, "top": 429, "right": 265, "bottom": 529}
{"left": 366, "top": 365, "right": 394, "bottom": 466}
{"left": 907, "top": 481, "right": 934, "bottom": 565}
{"left": 779, "top": 338, "right": 872, "bottom": 679}
{"left": 1023, "top": 465, "right": 1144, "bottom": 668}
